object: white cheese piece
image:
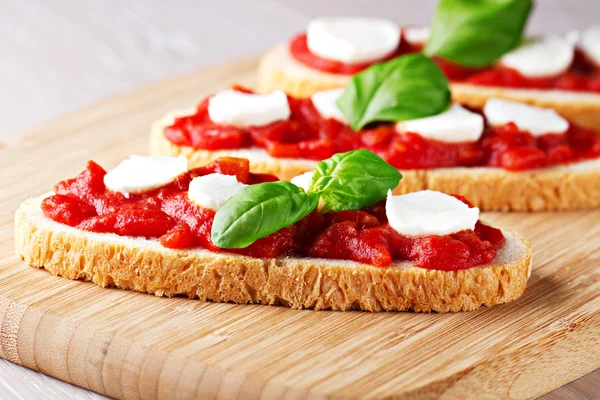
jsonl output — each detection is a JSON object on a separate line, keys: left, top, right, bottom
{"left": 188, "top": 173, "right": 247, "bottom": 211}
{"left": 483, "top": 98, "right": 569, "bottom": 136}
{"left": 290, "top": 171, "right": 314, "bottom": 192}
{"left": 580, "top": 26, "right": 600, "bottom": 66}
{"left": 395, "top": 104, "right": 484, "bottom": 143}
{"left": 104, "top": 155, "right": 188, "bottom": 197}
{"left": 499, "top": 36, "right": 574, "bottom": 78}
{"left": 208, "top": 89, "right": 290, "bottom": 128}
{"left": 310, "top": 88, "right": 348, "bottom": 124}
{"left": 386, "top": 190, "right": 479, "bottom": 237}
{"left": 403, "top": 26, "right": 430, "bottom": 45}
{"left": 306, "top": 17, "right": 400, "bottom": 64}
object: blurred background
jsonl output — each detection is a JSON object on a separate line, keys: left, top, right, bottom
{"left": 1, "top": 1, "right": 599, "bottom": 398}
{"left": 1, "top": 0, "right": 599, "bottom": 140}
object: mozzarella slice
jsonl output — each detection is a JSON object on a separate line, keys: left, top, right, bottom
{"left": 310, "top": 89, "right": 348, "bottom": 124}
{"left": 483, "top": 98, "right": 569, "bottom": 136}
{"left": 404, "top": 26, "right": 430, "bottom": 45}
{"left": 306, "top": 17, "right": 400, "bottom": 64}
{"left": 290, "top": 171, "right": 314, "bottom": 192}
{"left": 208, "top": 90, "right": 290, "bottom": 128}
{"left": 386, "top": 190, "right": 479, "bottom": 237}
{"left": 500, "top": 36, "right": 574, "bottom": 78}
{"left": 104, "top": 155, "right": 188, "bottom": 197}
{"left": 580, "top": 26, "right": 600, "bottom": 66}
{"left": 188, "top": 173, "right": 247, "bottom": 211}
{"left": 395, "top": 104, "right": 484, "bottom": 143}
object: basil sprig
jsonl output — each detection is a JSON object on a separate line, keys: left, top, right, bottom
{"left": 212, "top": 182, "right": 318, "bottom": 249}
{"left": 309, "top": 150, "right": 402, "bottom": 212}
{"left": 211, "top": 150, "right": 402, "bottom": 249}
{"left": 336, "top": 54, "right": 451, "bottom": 131}
{"left": 425, "top": 0, "right": 533, "bottom": 68}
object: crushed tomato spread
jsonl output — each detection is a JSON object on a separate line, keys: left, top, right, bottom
{"left": 289, "top": 33, "right": 600, "bottom": 93}
{"left": 165, "top": 87, "right": 600, "bottom": 171}
{"left": 41, "top": 157, "right": 505, "bottom": 270}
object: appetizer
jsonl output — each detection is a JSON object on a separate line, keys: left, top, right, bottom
{"left": 151, "top": 55, "right": 600, "bottom": 211}
{"left": 15, "top": 152, "right": 531, "bottom": 312}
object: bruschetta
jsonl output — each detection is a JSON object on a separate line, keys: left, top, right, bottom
{"left": 257, "top": 7, "right": 600, "bottom": 131}
{"left": 150, "top": 66, "right": 600, "bottom": 212}
{"left": 15, "top": 152, "right": 531, "bottom": 312}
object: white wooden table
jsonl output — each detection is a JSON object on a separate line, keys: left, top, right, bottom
{"left": 0, "top": 1, "right": 598, "bottom": 398}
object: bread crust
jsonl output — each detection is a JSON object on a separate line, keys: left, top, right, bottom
{"left": 15, "top": 197, "right": 531, "bottom": 312}
{"left": 256, "top": 43, "right": 600, "bottom": 131}
{"left": 256, "top": 43, "right": 350, "bottom": 97}
{"left": 451, "top": 83, "right": 600, "bottom": 132}
{"left": 150, "top": 115, "right": 600, "bottom": 211}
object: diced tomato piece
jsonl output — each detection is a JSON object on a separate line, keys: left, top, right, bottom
{"left": 164, "top": 125, "right": 191, "bottom": 146}
{"left": 161, "top": 193, "right": 218, "bottom": 251}
{"left": 411, "top": 236, "right": 471, "bottom": 270}
{"left": 265, "top": 141, "right": 300, "bottom": 158}
{"left": 589, "top": 75, "right": 600, "bottom": 92}
{"left": 308, "top": 221, "right": 358, "bottom": 260}
{"left": 451, "top": 230, "right": 496, "bottom": 267}
{"left": 192, "top": 157, "right": 250, "bottom": 184}
{"left": 77, "top": 214, "right": 118, "bottom": 233}
{"left": 298, "top": 139, "right": 336, "bottom": 160}
{"left": 457, "top": 143, "right": 486, "bottom": 166}
{"left": 352, "top": 228, "right": 393, "bottom": 266}
{"left": 114, "top": 208, "right": 175, "bottom": 238}
{"left": 499, "top": 148, "right": 547, "bottom": 170}
{"left": 555, "top": 74, "right": 586, "bottom": 91}
{"left": 466, "top": 68, "right": 528, "bottom": 87}
{"left": 160, "top": 223, "right": 197, "bottom": 249}
{"left": 235, "top": 226, "right": 298, "bottom": 258}
{"left": 547, "top": 145, "right": 575, "bottom": 164}
{"left": 188, "top": 124, "right": 245, "bottom": 150}
{"left": 308, "top": 222, "right": 392, "bottom": 266}
{"left": 361, "top": 126, "right": 394, "bottom": 148}
{"left": 538, "top": 134, "right": 566, "bottom": 150}
{"left": 248, "top": 121, "right": 294, "bottom": 143}
{"left": 41, "top": 194, "right": 97, "bottom": 226}
{"left": 474, "top": 222, "right": 505, "bottom": 250}
{"left": 55, "top": 161, "right": 107, "bottom": 204}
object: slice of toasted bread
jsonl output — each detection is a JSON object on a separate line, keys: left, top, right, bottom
{"left": 150, "top": 114, "right": 600, "bottom": 211}
{"left": 256, "top": 43, "right": 600, "bottom": 131}
{"left": 15, "top": 196, "right": 531, "bottom": 312}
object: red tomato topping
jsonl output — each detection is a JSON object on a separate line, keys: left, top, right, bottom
{"left": 287, "top": 32, "right": 600, "bottom": 93}
{"left": 165, "top": 89, "right": 600, "bottom": 172}
{"left": 41, "top": 194, "right": 96, "bottom": 226}
{"left": 42, "top": 159, "right": 504, "bottom": 270}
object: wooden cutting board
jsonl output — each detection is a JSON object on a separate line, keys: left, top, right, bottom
{"left": 0, "top": 57, "right": 599, "bottom": 400}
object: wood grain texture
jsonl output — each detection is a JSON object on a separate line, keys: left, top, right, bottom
{"left": 0, "top": 57, "right": 599, "bottom": 399}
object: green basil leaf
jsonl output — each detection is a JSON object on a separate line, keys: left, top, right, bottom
{"left": 336, "top": 54, "right": 451, "bottom": 131}
{"left": 309, "top": 149, "right": 402, "bottom": 212}
{"left": 211, "top": 181, "right": 318, "bottom": 249}
{"left": 425, "top": 0, "right": 533, "bottom": 67}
